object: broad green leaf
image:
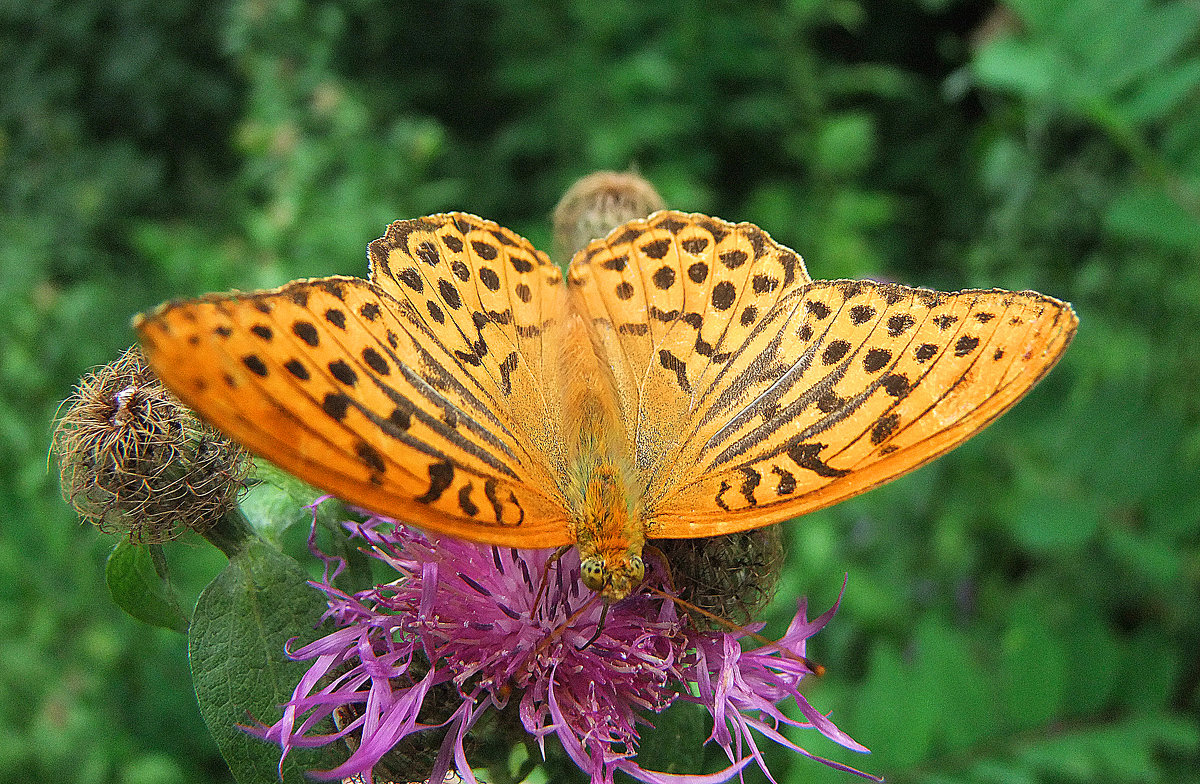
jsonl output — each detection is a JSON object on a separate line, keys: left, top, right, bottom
{"left": 912, "top": 620, "right": 992, "bottom": 753}
{"left": 999, "top": 600, "right": 1068, "bottom": 732}
{"left": 855, "top": 643, "right": 934, "bottom": 767}
{"left": 189, "top": 539, "right": 341, "bottom": 784}
{"left": 242, "top": 461, "right": 374, "bottom": 593}
{"left": 973, "top": 37, "right": 1060, "bottom": 99}
{"left": 105, "top": 541, "right": 188, "bottom": 633}
{"left": 1119, "top": 60, "right": 1200, "bottom": 124}
{"left": 238, "top": 482, "right": 319, "bottom": 546}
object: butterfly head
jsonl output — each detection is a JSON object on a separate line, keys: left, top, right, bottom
{"left": 571, "top": 463, "right": 647, "bottom": 602}
{"left": 580, "top": 551, "right": 645, "bottom": 603}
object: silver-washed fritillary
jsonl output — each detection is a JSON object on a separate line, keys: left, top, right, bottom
{"left": 135, "top": 212, "right": 1077, "bottom": 600}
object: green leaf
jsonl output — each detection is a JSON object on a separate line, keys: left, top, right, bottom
{"left": 238, "top": 482, "right": 320, "bottom": 547}
{"left": 912, "top": 620, "right": 993, "bottom": 753}
{"left": 189, "top": 539, "right": 342, "bottom": 784}
{"left": 973, "top": 36, "right": 1061, "bottom": 99}
{"left": 998, "top": 599, "right": 1069, "bottom": 732}
{"left": 1105, "top": 186, "right": 1200, "bottom": 253}
{"left": 242, "top": 462, "right": 375, "bottom": 594}
{"left": 105, "top": 541, "right": 189, "bottom": 633}
{"left": 636, "top": 701, "right": 724, "bottom": 776}
{"left": 855, "top": 643, "right": 934, "bottom": 767}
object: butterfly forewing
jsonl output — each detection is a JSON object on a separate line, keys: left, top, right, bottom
{"left": 136, "top": 218, "right": 574, "bottom": 547}
{"left": 648, "top": 280, "right": 1077, "bottom": 536}
{"left": 367, "top": 213, "right": 569, "bottom": 485}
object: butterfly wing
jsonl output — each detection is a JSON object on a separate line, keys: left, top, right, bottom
{"left": 566, "top": 211, "right": 1077, "bottom": 538}
{"left": 135, "top": 214, "right": 573, "bottom": 547}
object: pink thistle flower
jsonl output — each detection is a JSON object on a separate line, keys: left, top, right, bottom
{"left": 257, "top": 518, "right": 879, "bottom": 784}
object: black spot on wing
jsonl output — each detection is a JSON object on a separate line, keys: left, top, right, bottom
{"left": 322, "top": 392, "right": 350, "bottom": 420}
{"left": 325, "top": 308, "right": 347, "bottom": 329}
{"left": 887, "top": 313, "right": 915, "bottom": 336}
{"left": 471, "top": 241, "right": 498, "bottom": 260}
{"left": 772, "top": 466, "right": 796, "bottom": 495}
{"left": 293, "top": 320, "right": 319, "bottom": 346}
{"left": 863, "top": 347, "right": 891, "bottom": 373}
{"left": 954, "top": 335, "right": 980, "bottom": 356}
{"left": 362, "top": 347, "right": 390, "bottom": 375}
{"left": 284, "top": 359, "right": 309, "bottom": 380}
{"left": 787, "top": 441, "right": 849, "bottom": 478}
{"left": 870, "top": 413, "right": 899, "bottom": 445}
{"left": 739, "top": 467, "right": 760, "bottom": 506}
{"left": 641, "top": 238, "right": 672, "bottom": 259}
{"left": 242, "top": 355, "right": 268, "bottom": 377}
{"left": 849, "top": 305, "right": 875, "bottom": 325}
{"left": 458, "top": 483, "right": 479, "bottom": 516}
{"left": 329, "top": 360, "right": 358, "bottom": 386}
{"left": 821, "top": 340, "right": 850, "bottom": 365}
{"left": 356, "top": 441, "right": 386, "bottom": 474}
{"left": 416, "top": 461, "right": 454, "bottom": 504}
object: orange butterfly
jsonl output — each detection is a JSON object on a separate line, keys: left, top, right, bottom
{"left": 136, "top": 212, "right": 1077, "bottom": 601}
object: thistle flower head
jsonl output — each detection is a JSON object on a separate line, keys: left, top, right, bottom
{"left": 260, "top": 517, "right": 879, "bottom": 784}
{"left": 52, "top": 345, "right": 248, "bottom": 542}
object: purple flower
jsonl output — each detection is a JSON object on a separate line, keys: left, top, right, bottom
{"left": 257, "top": 518, "right": 879, "bottom": 784}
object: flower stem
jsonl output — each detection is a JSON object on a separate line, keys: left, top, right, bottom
{"left": 201, "top": 506, "right": 256, "bottom": 558}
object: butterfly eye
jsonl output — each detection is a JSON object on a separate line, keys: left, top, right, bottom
{"left": 580, "top": 558, "right": 607, "bottom": 592}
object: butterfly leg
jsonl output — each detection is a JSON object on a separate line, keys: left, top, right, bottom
{"left": 642, "top": 542, "right": 677, "bottom": 593}
{"left": 532, "top": 544, "right": 573, "bottom": 618}
{"left": 576, "top": 602, "right": 610, "bottom": 651}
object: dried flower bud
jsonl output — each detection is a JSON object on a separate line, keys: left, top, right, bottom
{"left": 653, "top": 525, "right": 785, "bottom": 627}
{"left": 552, "top": 170, "right": 666, "bottom": 264}
{"left": 52, "top": 345, "right": 248, "bottom": 543}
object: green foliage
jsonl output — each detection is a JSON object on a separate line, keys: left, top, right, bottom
{"left": 7, "top": 0, "right": 1199, "bottom": 782}
{"left": 105, "top": 542, "right": 189, "bottom": 633}
{"left": 189, "top": 538, "right": 341, "bottom": 784}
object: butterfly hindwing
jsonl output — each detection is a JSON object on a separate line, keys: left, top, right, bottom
{"left": 567, "top": 211, "right": 809, "bottom": 478}
{"left": 136, "top": 217, "right": 574, "bottom": 547}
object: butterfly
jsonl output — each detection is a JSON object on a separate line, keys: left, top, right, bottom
{"left": 135, "top": 211, "right": 1077, "bottom": 601}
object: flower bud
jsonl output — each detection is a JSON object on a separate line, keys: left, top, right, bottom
{"left": 52, "top": 345, "right": 248, "bottom": 543}
{"left": 552, "top": 170, "right": 666, "bottom": 264}
{"left": 653, "top": 526, "right": 785, "bottom": 628}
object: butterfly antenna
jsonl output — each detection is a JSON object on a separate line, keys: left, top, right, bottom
{"left": 646, "top": 585, "right": 826, "bottom": 677}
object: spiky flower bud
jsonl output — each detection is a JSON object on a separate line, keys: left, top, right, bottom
{"left": 653, "top": 526, "right": 785, "bottom": 627}
{"left": 52, "top": 345, "right": 248, "bottom": 543}
{"left": 552, "top": 170, "right": 667, "bottom": 264}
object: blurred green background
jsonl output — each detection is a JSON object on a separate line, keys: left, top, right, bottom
{"left": 4, "top": 0, "right": 1198, "bottom": 782}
